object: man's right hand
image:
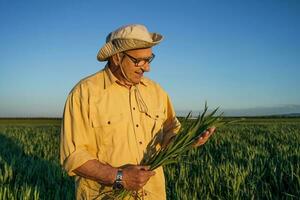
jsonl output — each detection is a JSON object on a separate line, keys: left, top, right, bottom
{"left": 121, "top": 165, "right": 155, "bottom": 190}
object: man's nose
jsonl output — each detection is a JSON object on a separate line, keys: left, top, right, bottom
{"left": 141, "top": 63, "right": 150, "bottom": 72}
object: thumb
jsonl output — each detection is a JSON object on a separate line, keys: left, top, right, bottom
{"left": 136, "top": 165, "right": 150, "bottom": 171}
{"left": 138, "top": 166, "right": 156, "bottom": 176}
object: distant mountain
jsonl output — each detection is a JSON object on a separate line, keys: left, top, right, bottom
{"left": 176, "top": 104, "right": 300, "bottom": 117}
{"left": 275, "top": 113, "right": 300, "bottom": 117}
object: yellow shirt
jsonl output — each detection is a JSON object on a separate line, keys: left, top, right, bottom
{"left": 60, "top": 66, "right": 181, "bottom": 199}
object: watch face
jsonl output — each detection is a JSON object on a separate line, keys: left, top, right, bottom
{"left": 113, "top": 182, "right": 124, "bottom": 190}
{"left": 113, "top": 169, "right": 123, "bottom": 190}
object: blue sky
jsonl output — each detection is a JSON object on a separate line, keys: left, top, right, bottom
{"left": 0, "top": 0, "right": 299, "bottom": 117}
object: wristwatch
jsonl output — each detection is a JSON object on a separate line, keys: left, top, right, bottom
{"left": 112, "top": 169, "right": 124, "bottom": 190}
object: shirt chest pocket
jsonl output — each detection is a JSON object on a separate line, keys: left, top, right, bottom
{"left": 91, "top": 113, "right": 126, "bottom": 146}
{"left": 145, "top": 109, "right": 166, "bottom": 137}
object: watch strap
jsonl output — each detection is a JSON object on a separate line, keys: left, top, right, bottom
{"left": 113, "top": 169, "right": 123, "bottom": 190}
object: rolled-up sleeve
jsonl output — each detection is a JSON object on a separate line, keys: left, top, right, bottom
{"left": 60, "top": 86, "right": 97, "bottom": 176}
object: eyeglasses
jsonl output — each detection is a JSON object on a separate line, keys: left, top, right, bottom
{"left": 122, "top": 52, "right": 155, "bottom": 67}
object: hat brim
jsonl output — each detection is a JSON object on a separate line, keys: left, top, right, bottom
{"left": 97, "top": 33, "right": 163, "bottom": 62}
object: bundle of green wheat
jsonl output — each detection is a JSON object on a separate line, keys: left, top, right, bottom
{"left": 103, "top": 103, "right": 231, "bottom": 199}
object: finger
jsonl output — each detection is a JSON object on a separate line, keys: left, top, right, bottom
{"left": 139, "top": 180, "right": 149, "bottom": 189}
{"left": 139, "top": 166, "right": 156, "bottom": 176}
{"left": 198, "top": 135, "right": 208, "bottom": 144}
{"left": 208, "top": 126, "right": 216, "bottom": 133}
{"left": 142, "top": 169, "right": 156, "bottom": 177}
{"left": 137, "top": 165, "right": 150, "bottom": 171}
{"left": 198, "top": 137, "right": 206, "bottom": 144}
{"left": 149, "top": 170, "right": 156, "bottom": 176}
{"left": 203, "top": 128, "right": 215, "bottom": 138}
{"left": 137, "top": 166, "right": 156, "bottom": 176}
{"left": 136, "top": 174, "right": 154, "bottom": 187}
{"left": 193, "top": 137, "right": 202, "bottom": 146}
{"left": 202, "top": 131, "right": 210, "bottom": 137}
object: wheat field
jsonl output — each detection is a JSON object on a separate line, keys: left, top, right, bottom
{"left": 0, "top": 118, "right": 299, "bottom": 199}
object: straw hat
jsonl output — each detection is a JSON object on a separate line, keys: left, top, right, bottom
{"left": 97, "top": 24, "right": 163, "bottom": 61}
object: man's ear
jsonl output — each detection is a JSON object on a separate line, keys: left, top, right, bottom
{"left": 111, "top": 53, "right": 122, "bottom": 66}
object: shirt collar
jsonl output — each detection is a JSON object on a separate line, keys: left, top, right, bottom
{"left": 103, "top": 64, "right": 148, "bottom": 89}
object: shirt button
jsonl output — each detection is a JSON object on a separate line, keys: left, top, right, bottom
{"left": 139, "top": 141, "right": 142, "bottom": 145}
{"left": 136, "top": 124, "right": 139, "bottom": 127}
{"left": 107, "top": 121, "right": 111, "bottom": 125}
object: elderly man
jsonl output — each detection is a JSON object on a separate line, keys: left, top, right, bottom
{"left": 60, "top": 24, "right": 215, "bottom": 199}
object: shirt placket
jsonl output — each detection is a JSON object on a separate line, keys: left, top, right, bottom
{"left": 128, "top": 86, "right": 149, "bottom": 199}
{"left": 129, "top": 86, "right": 146, "bottom": 163}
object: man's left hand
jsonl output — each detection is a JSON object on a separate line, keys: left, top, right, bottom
{"left": 192, "top": 127, "right": 216, "bottom": 147}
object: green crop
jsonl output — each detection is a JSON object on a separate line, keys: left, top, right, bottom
{"left": 0, "top": 116, "right": 299, "bottom": 199}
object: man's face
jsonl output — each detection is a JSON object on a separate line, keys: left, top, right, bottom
{"left": 119, "top": 48, "right": 153, "bottom": 84}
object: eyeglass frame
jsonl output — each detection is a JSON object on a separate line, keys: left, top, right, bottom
{"left": 122, "top": 52, "right": 155, "bottom": 67}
